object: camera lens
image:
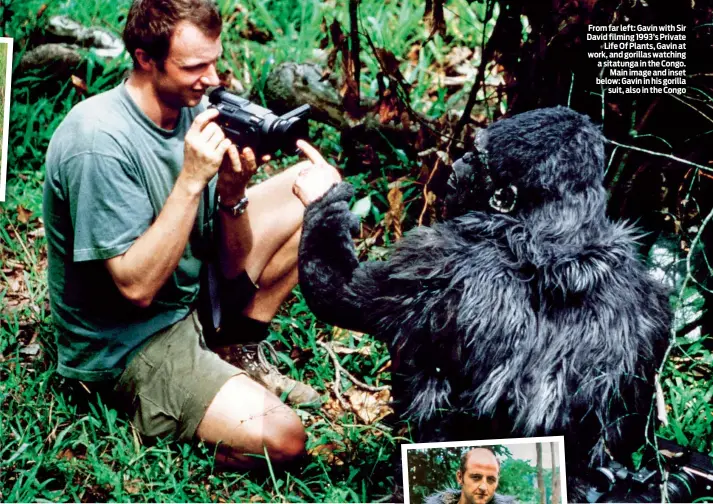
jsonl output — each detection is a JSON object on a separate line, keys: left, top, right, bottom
{"left": 272, "top": 117, "right": 309, "bottom": 155}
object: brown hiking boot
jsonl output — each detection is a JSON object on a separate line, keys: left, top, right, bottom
{"left": 212, "top": 340, "right": 321, "bottom": 405}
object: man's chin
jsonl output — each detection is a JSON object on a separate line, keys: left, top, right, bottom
{"left": 156, "top": 90, "right": 201, "bottom": 110}
{"left": 187, "top": 89, "right": 207, "bottom": 104}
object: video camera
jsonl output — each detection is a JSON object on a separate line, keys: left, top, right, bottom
{"left": 208, "top": 87, "right": 310, "bottom": 161}
{"left": 585, "top": 438, "right": 713, "bottom": 502}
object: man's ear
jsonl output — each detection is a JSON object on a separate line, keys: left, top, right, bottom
{"left": 134, "top": 48, "right": 156, "bottom": 72}
{"left": 456, "top": 470, "right": 463, "bottom": 485}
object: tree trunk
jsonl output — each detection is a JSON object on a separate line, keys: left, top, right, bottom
{"left": 551, "top": 442, "right": 561, "bottom": 504}
{"left": 537, "top": 443, "right": 545, "bottom": 504}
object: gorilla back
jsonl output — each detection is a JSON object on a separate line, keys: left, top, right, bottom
{"left": 297, "top": 106, "right": 671, "bottom": 497}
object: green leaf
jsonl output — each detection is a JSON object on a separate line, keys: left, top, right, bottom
{"left": 351, "top": 195, "right": 372, "bottom": 218}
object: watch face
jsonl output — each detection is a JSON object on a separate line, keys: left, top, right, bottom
{"left": 235, "top": 197, "right": 249, "bottom": 215}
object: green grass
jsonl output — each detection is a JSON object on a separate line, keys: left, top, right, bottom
{"left": 1, "top": 0, "right": 712, "bottom": 502}
{"left": 0, "top": 315, "right": 399, "bottom": 502}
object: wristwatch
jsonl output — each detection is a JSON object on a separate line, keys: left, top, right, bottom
{"left": 217, "top": 195, "right": 249, "bottom": 217}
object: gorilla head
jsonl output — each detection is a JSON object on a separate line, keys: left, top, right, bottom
{"left": 446, "top": 106, "right": 606, "bottom": 217}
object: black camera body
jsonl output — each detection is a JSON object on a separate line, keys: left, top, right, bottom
{"left": 208, "top": 87, "right": 310, "bottom": 161}
{"left": 585, "top": 438, "right": 713, "bottom": 502}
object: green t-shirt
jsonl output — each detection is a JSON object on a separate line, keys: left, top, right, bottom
{"left": 43, "top": 82, "right": 215, "bottom": 381}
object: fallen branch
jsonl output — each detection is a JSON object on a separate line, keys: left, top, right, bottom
{"left": 317, "top": 340, "right": 390, "bottom": 408}
{"left": 18, "top": 16, "right": 124, "bottom": 75}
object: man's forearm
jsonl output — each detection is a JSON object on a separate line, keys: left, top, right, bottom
{"left": 106, "top": 175, "right": 203, "bottom": 307}
{"left": 218, "top": 197, "right": 254, "bottom": 279}
{"left": 104, "top": 107, "right": 236, "bottom": 307}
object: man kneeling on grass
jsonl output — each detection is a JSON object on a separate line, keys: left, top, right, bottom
{"left": 43, "top": 0, "right": 340, "bottom": 467}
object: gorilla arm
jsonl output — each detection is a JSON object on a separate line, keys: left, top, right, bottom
{"left": 298, "top": 182, "right": 390, "bottom": 334}
{"left": 298, "top": 181, "right": 463, "bottom": 424}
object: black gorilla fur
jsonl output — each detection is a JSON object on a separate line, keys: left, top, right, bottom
{"left": 298, "top": 106, "right": 671, "bottom": 500}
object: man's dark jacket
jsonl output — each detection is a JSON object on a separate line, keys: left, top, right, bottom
{"left": 424, "top": 489, "right": 517, "bottom": 504}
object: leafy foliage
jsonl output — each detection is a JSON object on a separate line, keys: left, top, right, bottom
{"left": 497, "top": 459, "right": 538, "bottom": 504}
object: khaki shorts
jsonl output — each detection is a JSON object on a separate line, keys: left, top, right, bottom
{"left": 112, "top": 311, "right": 244, "bottom": 442}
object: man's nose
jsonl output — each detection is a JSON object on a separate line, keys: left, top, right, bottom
{"left": 201, "top": 63, "right": 220, "bottom": 87}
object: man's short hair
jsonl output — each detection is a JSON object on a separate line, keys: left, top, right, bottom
{"left": 459, "top": 447, "right": 501, "bottom": 475}
{"left": 123, "top": 0, "right": 222, "bottom": 69}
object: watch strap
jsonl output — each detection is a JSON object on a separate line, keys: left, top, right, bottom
{"left": 217, "top": 195, "right": 249, "bottom": 217}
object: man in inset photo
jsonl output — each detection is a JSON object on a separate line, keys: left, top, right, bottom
{"left": 425, "top": 448, "right": 517, "bottom": 504}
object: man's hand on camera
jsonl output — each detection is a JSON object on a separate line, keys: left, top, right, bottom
{"left": 216, "top": 145, "right": 259, "bottom": 206}
{"left": 292, "top": 140, "right": 342, "bottom": 207}
{"left": 179, "top": 108, "right": 232, "bottom": 195}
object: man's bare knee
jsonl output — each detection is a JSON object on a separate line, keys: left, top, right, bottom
{"left": 197, "top": 374, "right": 306, "bottom": 466}
{"left": 262, "top": 413, "right": 307, "bottom": 463}
{"left": 215, "top": 414, "right": 305, "bottom": 468}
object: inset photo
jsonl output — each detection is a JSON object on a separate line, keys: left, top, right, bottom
{"left": 0, "top": 37, "right": 12, "bottom": 202}
{"left": 403, "top": 436, "right": 567, "bottom": 504}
